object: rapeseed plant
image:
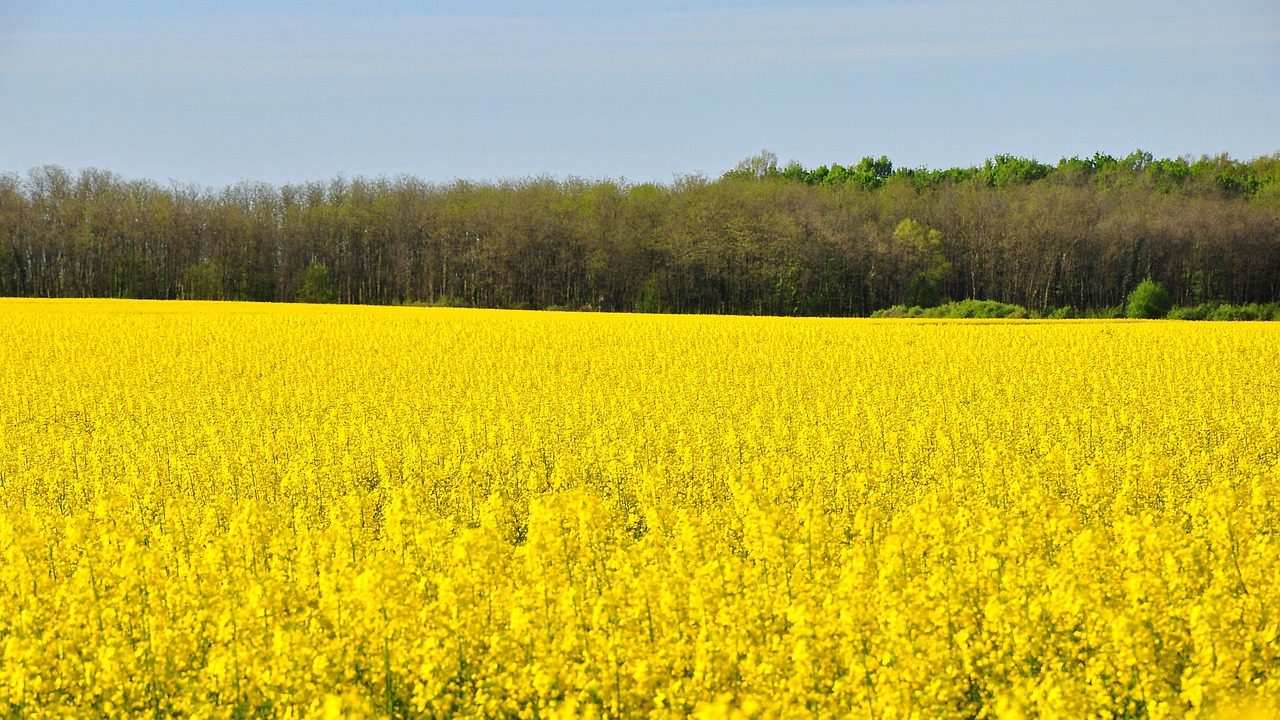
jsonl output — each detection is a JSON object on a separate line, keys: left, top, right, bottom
{"left": 0, "top": 300, "right": 1276, "bottom": 718}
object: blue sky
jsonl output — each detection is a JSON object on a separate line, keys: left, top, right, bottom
{"left": 1, "top": 0, "right": 1277, "bottom": 187}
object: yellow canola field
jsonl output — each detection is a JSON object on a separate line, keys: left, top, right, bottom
{"left": 1, "top": 299, "right": 1278, "bottom": 719}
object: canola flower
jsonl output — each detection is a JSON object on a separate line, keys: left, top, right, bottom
{"left": 0, "top": 298, "right": 1277, "bottom": 719}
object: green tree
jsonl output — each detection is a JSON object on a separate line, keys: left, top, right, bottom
{"left": 181, "top": 259, "right": 225, "bottom": 300}
{"left": 5, "top": 155, "right": 1280, "bottom": 316}
{"left": 1126, "top": 278, "right": 1172, "bottom": 318}
{"left": 853, "top": 155, "right": 893, "bottom": 190}
{"left": 297, "top": 261, "right": 337, "bottom": 304}
{"left": 724, "top": 150, "right": 779, "bottom": 180}
{"left": 893, "top": 219, "right": 952, "bottom": 308}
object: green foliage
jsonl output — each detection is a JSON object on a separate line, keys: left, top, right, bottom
{"left": 853, "top": 156, "right": 893, "bottom": 190}
{"left": 723, "top": 150, "right": 780, "bottom": 180}
{"left": 893, "top": 219, "right": 952, "bottom": 308}
{"left": 1166, "top": 304, "right": 1211, "bottom": 321}
{"left": 871, "top": 300, "right": 1029, "bottom": 319}
{"left": 429, "top": 295, "right": 469, "bottom": 308}
{"left": 931, "top": 300, "right": 1028, "bottom": 319}
{"left": 296, "top": 262, "right": 337, "bottom": 304}
{"left": 1082, "top": 306, "right": 1127, "bottom": 319}
{"left": 4, "top": 155, "right": 1280, "bottom": 316}
{"left": 1147, "top": 157, "right": 1192, "bottom": 194}
{"left": 822, "top": 164, "right": 849, "bottom": 186}
{"left": 1126, "top": 279, "right": 1173, "bottom": 319}
{"left": 633, "top": 272, "right": 666, "bottom": 314}
{"left": 1169, "top": 302, "right": 1279, "bottom": 321}
{"left": 870, "top": 305, "right": 921, "bottom": 318}
{"left": 1190, "top": 154, "right": 1262, "bottom": 197}
{"left": 983, "top": 155, "right": 1051, "bottom": 188}
{"left": 1210, "top": 303, "right": 1275, "bottom": 321}
{"left": 779, "top": 161, "right": 808, "bottom": 183}
{"left": 779, "top": 155, "right": 893, "bottom": 188}
{"left": 180, "top": 259, "right": 224, "bottom": 300}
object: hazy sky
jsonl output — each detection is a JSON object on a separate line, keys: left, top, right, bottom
{"left": 2, "top": 0, "right": 1277, "bottom": 187}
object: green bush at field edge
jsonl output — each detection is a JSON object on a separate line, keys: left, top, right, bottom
{"left": 1167, "top": 302, "right": 1280, "bottom": 321}
{"left": 1126, "top": 279, "right": 1173, "bottom": 319}
{"left": 871, "top": 299, "right": 1029, "bottom": 319}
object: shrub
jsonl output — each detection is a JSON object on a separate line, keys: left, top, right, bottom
{"left": 872, "top": 300, "right": 1030, "bottom": 319}
{"left": 1084, "top": 305, "right": 1126, "bottom": 319}
{"left": 1208, "top": 304, "right": 1249, "bottom": 321}
{"left": 871, "top": 305, "right": 910, "bottom": 318}
{"left": 1168, "top": 304, "right": 1213, "bottom": 321}
{"left": 1207, "top": 303, "right": 1273, "bottom": 321}
{"left": 1126, "top": 279, "right": 1173, "bottom": 319}
{"left": 923, "top": 299, "right": 1028, "bottom": 319}
{"left": 430, "top": 295, "right": 469, "bottom": 308}
{"left": 1168, "top": 302, "right": 1279, "bottom": 321}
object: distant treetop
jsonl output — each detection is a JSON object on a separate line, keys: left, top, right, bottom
{"left": 725, "top": 149, "right": 1280, "bottom": 198}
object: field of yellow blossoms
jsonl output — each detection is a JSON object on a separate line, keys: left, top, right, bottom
{"left": 1, "top": 299, "right": 1278, "bottom": 719}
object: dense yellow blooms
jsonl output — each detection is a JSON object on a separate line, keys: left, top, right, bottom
{"left": 1, "top": 299, "right": 1277, "bottom": 718}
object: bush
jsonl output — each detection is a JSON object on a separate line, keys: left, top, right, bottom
{"left": 871, "top": 305, "right": 915, "bottom": 318}
{"left": 871, "top": 300, "right": 1029, "bottom": 319}
{"left": 1207, "top": 302, "right": 1278, "bottom": 321}
{"left": 1167, "top": 302, "right": 1279, "bottom": 321}
{"left": 924, "top": 299, "right": 1028, "bottom": 319}
{"left": 1084, "top": 305, "right": 1126, "bottom": 319}
{"left": 1168, "top": 304, "right": 1213, "bottom": 321}
{"left": 1207, "top": 304, "right": 1254, "bottom": 321}
{"left": 1125, "top": 279, "right": 1173, "bottom": 319}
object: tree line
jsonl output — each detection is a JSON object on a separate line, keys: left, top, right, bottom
{"left": 2, "top": 150, "right": 1278, "bottom": 316}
